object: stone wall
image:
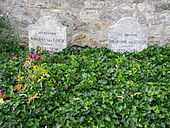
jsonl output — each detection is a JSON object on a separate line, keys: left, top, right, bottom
{"left": 0, "top": 0, "right": 170, "bottom": 47}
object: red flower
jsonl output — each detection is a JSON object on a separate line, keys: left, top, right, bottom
{"left": 28, "top": 52, "right": 41, "bottom": 61}
{"left": 0, "top": 89, "right": 4, "bottom": 98}
{"left": 0, "top": 89, "right": 10, "bottom": 101}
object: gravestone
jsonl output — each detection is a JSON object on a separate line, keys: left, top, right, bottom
{"left": 28, "top": 16, "right": 67, "bottom": 52}
{"left": 108, "top": 17, "right": 148, "bottom": 52}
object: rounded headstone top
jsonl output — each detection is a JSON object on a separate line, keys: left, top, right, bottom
{"left": 28, "top": 16, "right": 66, "bottom": 30}
{"left": 108, "top": 17, "right": 148, "bottom": 52}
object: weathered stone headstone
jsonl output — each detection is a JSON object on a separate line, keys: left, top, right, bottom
{"left": 108, "top": 17, "right": 148, "bottom": 52}
{"left": 28, "top": 16, "right": 67, "bottom": 52}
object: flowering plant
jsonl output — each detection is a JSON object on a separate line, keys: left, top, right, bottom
{"left": 28, "top": 48, "right": 41, "bottom": 61}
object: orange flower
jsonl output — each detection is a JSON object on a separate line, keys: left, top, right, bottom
{"left": 14, "top": 84, "right": 25, "bottom": 92}
{"left": 27, "top": 94, "right": 39, "bottom": 104}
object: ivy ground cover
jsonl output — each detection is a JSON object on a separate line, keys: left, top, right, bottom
{"left": 0, "top": 46, "right": 170, "bottom": 128}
